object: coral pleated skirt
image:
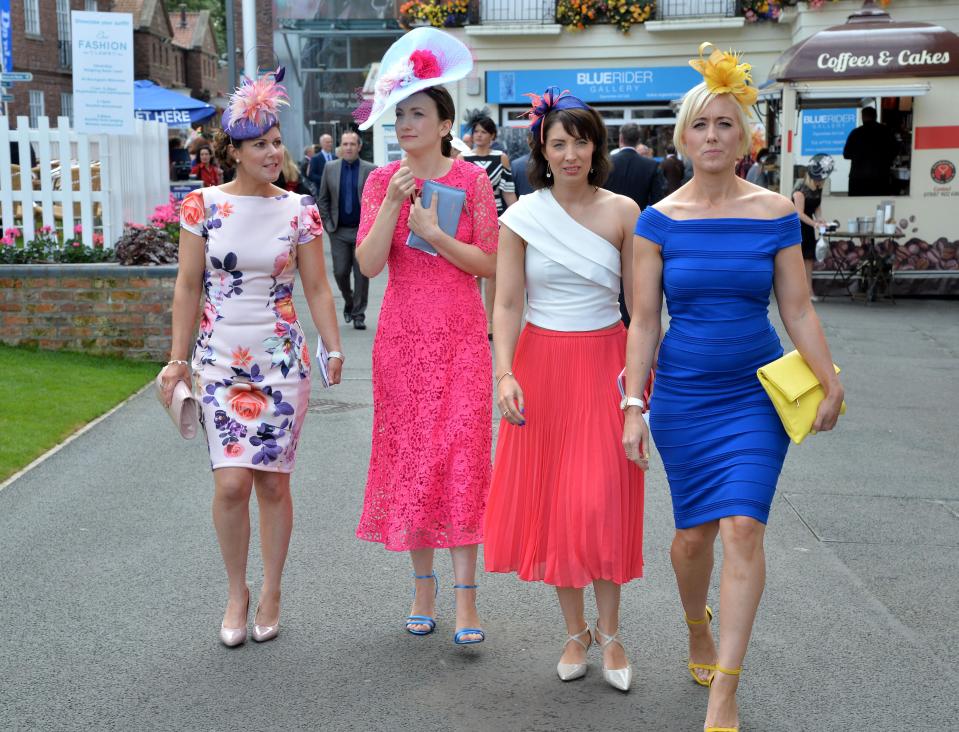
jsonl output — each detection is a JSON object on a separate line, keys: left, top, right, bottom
{"left": 484, "top": 322, "right": 645, "bottom": 588}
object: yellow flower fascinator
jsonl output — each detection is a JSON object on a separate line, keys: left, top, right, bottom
{"left": 689, "top": 42, "right": 758, "bottom": 108}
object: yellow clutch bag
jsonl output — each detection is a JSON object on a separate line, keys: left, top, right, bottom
{"left": 756, "top": 350, "right": 845, "bottom": 445}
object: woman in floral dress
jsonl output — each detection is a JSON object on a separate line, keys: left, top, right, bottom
{"left": 353, "top": 29, "right": 497, "bottom": 645}
{"left": 160, "top": 68, "right": 343, "bottom": 647}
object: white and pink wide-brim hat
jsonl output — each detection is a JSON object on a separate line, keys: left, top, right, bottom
{"left": 356, "top": 27, "right": 473, "bottom": 131}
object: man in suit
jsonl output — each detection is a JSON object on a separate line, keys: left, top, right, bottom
{"left": 603, "top": 124, "right": 666, "bottom": 326}
{"left": 317, "top": 130, "right": 375, "bottom": 330}
{"left": 307, "top": 134, "right": 337, "bottom": 193}
{"left": 604, "top": 124, "right": 665, "bottom": 209}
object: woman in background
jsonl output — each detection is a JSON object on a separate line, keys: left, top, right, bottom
{"left": 463, "top": 114, "right": 517, "bottom": 338}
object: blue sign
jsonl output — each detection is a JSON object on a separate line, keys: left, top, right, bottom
{"left": 486, "top": 67, "right": 702, "bottom": 105}
{"left": 0, "top": 0, "right": 12, "bottom": 75}
{"left": 800, "top": 108, "right": 858, "bottom": 156}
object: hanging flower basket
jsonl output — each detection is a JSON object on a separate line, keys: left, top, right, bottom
{"left": 399, "top": 0, "right": 469, "bottom": 30}
{"left": 606, "top": 0, "right": 655, "bottom": 32}
{"left": 556, "top": 0, "right": 602, "bottom": 31}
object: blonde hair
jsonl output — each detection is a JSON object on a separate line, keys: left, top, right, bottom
{"left": 281, "top": 148, "right": 300, "bottom": 183}
{"left": 673, "top": 82, "right": 751, "bottom": 158}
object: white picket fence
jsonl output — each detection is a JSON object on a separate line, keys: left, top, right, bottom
{"left": 0, "top": 116, "right": 169, "bottom": 248}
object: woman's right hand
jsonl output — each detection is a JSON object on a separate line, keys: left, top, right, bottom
{"left": 386, "top": 160, "right": 416, "bottom": 204}
{"left": 496, "top": 374, "right": 525, "bottom": 426}
{"left": 159, "top": 362, "right": 190, "bottom": 408}
{"left": 622, "top": 409, "right": 650, "bottom": 471}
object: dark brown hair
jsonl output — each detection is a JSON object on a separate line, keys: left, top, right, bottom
{"left": 527, "top": 107, "right": 610, "bottom": 190}
{"left": 472, "top": 116, "right": 497, "bottom": 139}
{"left": 420, "top": 86, "right": 455, "bottom": 158}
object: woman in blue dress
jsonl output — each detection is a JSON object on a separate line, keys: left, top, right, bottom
{"left": 622, "top": 45, "right": 844, "bottom": 732}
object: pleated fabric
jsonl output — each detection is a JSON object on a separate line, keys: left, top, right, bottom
{"left": 484, "top": 323, "right": 645, "bottom": 588}
{"left": 635, "top": 207, "right": 801, "bottom": 529}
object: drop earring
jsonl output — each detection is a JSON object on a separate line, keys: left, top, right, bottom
{"left": 590, "top": 167, "right": 594, "bottom": 174}
{"left": 546, "top": 165, "right": 552, "bottom": 179}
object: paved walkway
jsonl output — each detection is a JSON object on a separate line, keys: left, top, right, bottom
{"left": 2, "top": 265, "right": 957, "bottom": 731}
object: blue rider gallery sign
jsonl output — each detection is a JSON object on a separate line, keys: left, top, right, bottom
{"left": 487, "top": 67, "right": 702, "bottom": 105}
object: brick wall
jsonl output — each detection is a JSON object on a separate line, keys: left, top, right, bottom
{"left": 0, "top": 264, "right": 177, "bottom": 360}
{"left": 5, "top": 0, "right": 86, "bottom": 121}
{"left": 234, "top": 0, "right": 274, "bottom": 71}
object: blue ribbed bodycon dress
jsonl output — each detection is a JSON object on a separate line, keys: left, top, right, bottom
{"left": 635, "top": 207, "right": 802, "bottom": 529}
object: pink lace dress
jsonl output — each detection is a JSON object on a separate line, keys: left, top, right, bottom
{"left": 355, "top": 159, "right": 498, "bottom": 551}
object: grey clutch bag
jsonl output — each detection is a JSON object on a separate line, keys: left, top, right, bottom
{"left": 406, "top": 179, "right": 466, "bottom": 256}
{"left": 154, "top": 374, "right": 200, "bottom": 439}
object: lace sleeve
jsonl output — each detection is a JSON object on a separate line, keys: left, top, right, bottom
{"left": 357, "top": 167, "right": 388, "bottom": 247}
{"left": 467, "top": 170, "right": 499, "bottom": 254}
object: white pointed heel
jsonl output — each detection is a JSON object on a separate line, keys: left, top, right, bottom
{"left": 556, "top": 624, "right": 591, "bottom": 681}
{"left": 595, "top": 621, "right": 632, "bottom": 692}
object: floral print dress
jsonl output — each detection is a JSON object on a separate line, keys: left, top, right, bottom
{"left": 179, "top": 187, "right": 325, "bottom": 472}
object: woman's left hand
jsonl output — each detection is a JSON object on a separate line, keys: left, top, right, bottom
{"left": 328, "top": 356, "right": 343, "bottom": 385}
{"left": 407, "top": 194, "right": 440, "bottom": 243}
{"left": 812, "top": 385, "right": 844, "bottom": 433}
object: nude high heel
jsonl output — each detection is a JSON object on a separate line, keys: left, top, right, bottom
{"left": 219, "top": 588, "right": 250, "bottom": 647}
{"left": 556, "top": 624, "right": 591, "bottom": 681}
{"left": 252, "top": 594, "right": 280, "bottom": 642}
{"left": 595, "top": 620, "right": 632, "bottom": 692}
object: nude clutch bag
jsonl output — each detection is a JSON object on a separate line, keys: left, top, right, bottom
{"left": 756, "top": 350, "right": 845, "bottom": 445}
{"left": 154, "top": 374, "right": 200, "bottom": 440}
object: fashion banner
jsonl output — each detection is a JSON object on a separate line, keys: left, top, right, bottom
{"left": 71, "top": 11, "right": 134, "bottom": 134}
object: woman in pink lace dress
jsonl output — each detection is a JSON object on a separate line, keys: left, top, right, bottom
{"left": 355, "top": 79, "right": 498, "bottom": 644}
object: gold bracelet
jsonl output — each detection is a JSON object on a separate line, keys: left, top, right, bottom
{"left": 496, "top": 371, "right": 513, "bottom": 387}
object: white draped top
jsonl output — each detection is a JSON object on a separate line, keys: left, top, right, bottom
{"left": 499, "top": 189, "right": 622, "bottom": 332}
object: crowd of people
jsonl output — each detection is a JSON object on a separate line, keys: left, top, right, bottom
{"left": 158, "top": 29, "right": 845, "bottom": 732}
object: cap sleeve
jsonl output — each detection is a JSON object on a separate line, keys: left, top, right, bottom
{"left": 179, "top": 189, "right": 207, "bottom": 237}
{"left": 777, "top": 213, "right": 802, "bottom": 251}
{"left": 634, "top": 206, "right": 669, "bottom": 246}
{"left": 297, "top": 197, "right": 324, "bottom": 245}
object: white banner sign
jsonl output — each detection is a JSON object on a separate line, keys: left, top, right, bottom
{"left": 72, "top": 11, "right": 134, "bottom": 134}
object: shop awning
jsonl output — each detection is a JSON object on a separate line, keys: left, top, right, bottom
{"left": 768, "top": 4, "right": 959, "bottom": 83}
{"left": 133, "top": 80, "right": 216, "bottom": 128}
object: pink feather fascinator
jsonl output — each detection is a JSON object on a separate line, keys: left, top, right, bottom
{"left": 221, "top": 67, "right": 289, "bottom": 140}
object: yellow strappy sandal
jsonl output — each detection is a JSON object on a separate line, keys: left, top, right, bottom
{"left": 704, "top": 664, "right": 743, "bottom": 732}
{"left": 685, "top": 605, "right": 715, "bottom": 687}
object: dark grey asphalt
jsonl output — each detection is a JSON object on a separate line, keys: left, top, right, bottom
{"left": 2, "top": 264, "right": 958, "bottom": 731}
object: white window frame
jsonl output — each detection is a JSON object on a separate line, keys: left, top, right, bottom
{"left": 29, "top": 90, "right": 45, "bottom": 127}
{"left": 56, "top": 0, "right": 72, "bottom": 68}
{"left": 24, "top": 0, "right": 41, "bottom": 36}
{"left": 85, "top": 0, "right": 98, "bottom": 10}
{"left": 60, "top": 92, "right": 74, "bottom": 124}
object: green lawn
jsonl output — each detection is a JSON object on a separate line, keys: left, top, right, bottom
{"left": 1, "top": 345, "right": 160, "bottom": 482}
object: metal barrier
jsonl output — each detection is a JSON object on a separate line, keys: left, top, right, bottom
{"left": 478, "top": 0, "right": 556, "bottom": 24}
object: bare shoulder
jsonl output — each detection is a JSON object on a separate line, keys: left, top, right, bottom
{"left": 500, "top": 151, "right": 512, "bottom": 167}
{"left": 752, "top": 189, "right": 797, "bottom": 218}
{"left": 649, "top": 189, "right": 687, "bottom": 218}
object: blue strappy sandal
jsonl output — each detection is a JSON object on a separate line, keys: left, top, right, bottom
{"left": 452, "top": 584, "right": 485, "bottom": 645}
{"left": 405, "top": 572, "right": 438, "bottom": 636}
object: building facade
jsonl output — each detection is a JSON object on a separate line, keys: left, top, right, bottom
{"left": 4, "top": 0, "right": 94, "bottom": 125}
